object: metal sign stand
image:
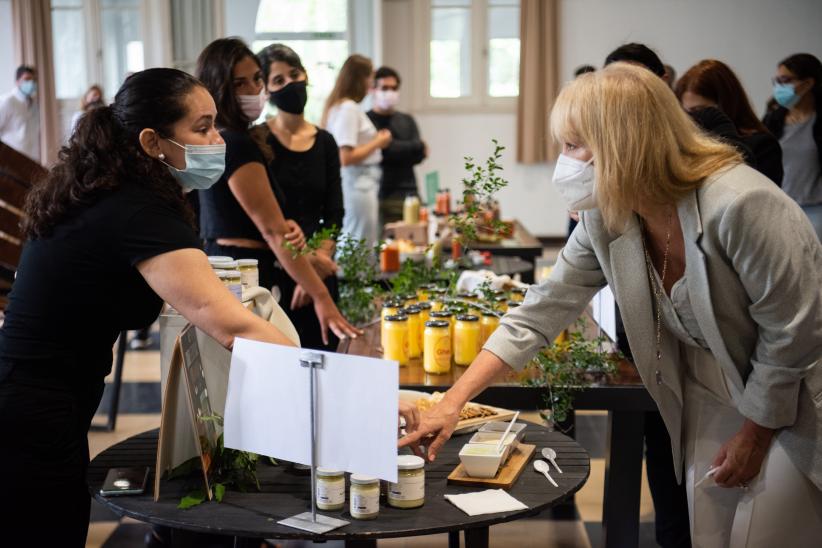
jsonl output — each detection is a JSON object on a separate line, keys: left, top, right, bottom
{"left": 278, "top": 352, "right": 350, "bottom": 533}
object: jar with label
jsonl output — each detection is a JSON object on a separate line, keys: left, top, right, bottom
{"left": 429, "top": 310, "right": 454, "bottom": 342}
{"left": 480, "top": 312, "right": 500, "bottom": 346}
{"left": 237, "top": 259, "right": 259, "bottom": 288}
{"left": 388, "top": 455, "right": 425, "bottom": 509}
{"left": 383, "top": 315, "right": 409, "bottom": 366}
{"left": 454, "top": 314, "right": 481, "bottom": 366}
{"left": 381, "top": 300, "right": 401, "bottom": 343}
{"left": 403, "top": 195, "right": 421, "bottom": 224}
{"left": 404, "top": 305, "right": 422, "bottom": 359}
{"left": 381, "top": 243, "right": 400, "bottom": 272}
{"left": 217, "top": 270, "right": 243, "bottom": 300}
{"left": 316, "top": 469, "right": 345, "bottom": 511}
{"left": 350, "top": 475, "right": 380, "bottom": 520}
{"left": 423, "top": 320, "right": 452, "bottom": 374}
{"left": 511, "top": 287, "right": 528, "bottom": 303}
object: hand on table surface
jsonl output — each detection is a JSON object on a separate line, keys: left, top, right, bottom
{"left": 397, "top": 397, "right": 462, "bottom": 462}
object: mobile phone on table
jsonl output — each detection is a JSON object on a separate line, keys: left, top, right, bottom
{"left": 99, "top": 467, "right": 149, "bottom": 496}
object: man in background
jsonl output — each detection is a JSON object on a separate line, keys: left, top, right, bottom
{"left": 367, "top": 66, "right": 426, "bottom": 224}
{"left": 0, "top": 66, "right": 40, "bottom": 163}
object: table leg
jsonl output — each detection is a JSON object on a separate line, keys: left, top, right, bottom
{"left": 448, "top": 531, "right": 460, "bottom": 548}
{"left": 463, "top": 526, "right": 490, "bottom": 548}
{"left": 602, "top": 410, "right": 645, "bottom": 548}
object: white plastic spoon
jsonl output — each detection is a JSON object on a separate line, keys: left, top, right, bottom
{"left": 541, "top": 447, "right": 563, "bottom": 474}
{"left": 533, "top": 459, "right": 558, "bottom": 487}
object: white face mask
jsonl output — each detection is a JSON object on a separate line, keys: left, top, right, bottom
{"left": 552, "top": 153, "right": 597, "bottom": 211}
{"left": 238, "top": 91, "right": 265, "bottom": 121}
{"left": 374, "top": 89, "right": 400, "bottom": 111}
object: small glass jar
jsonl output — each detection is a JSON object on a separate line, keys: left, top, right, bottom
{"left": 403, "top": 195, "right": 421, "bottom": 224}
{"left": 207, "top": 256, "right": 234, "bottom": 268}
{"left": 480, "top": 312, "right": 500, "bottom": 346}
{"left": 417, "top": 302, "right": 432, "bottom": 333}
{"left": 316, "top": 469, "right": 345, "bottom": 511}
{"left": 381, "top": 301, "right": 401, "bottom": 343}
{"left": 510, "top": 287, "right": 528, "bottom": 303}
{"left": 402, "top": 293, "right": 418, "bottom": 307}
{"left": 430, "top": 297, "right": 446, "bottom": 313}
{"left": 416, "top": 283, "right": 436, "bottom": 302}
{"left": 454, "top": 314, "right": 481, "bottom": 366}
{"left": 237, "top": 259, "right": 259, "bottom": 288}
{"left": 423, "top": 320, "right": 452, "bottom": 374}
{"left": 493, "top": 296, "right": 509, "bottom": 313}
{"left": 383, "top": 314, "right": 409, "bottom": 366}
{"left": 217, "top": 270, "right": 243, "bottom": 300}
{"left": 429, "top": 310, "right": 454, "bottom": 342}
{"left": 388, "top": 455, "right": 425, "bottom": 509}
{"left": 457, "top": 291, "right": 477, "bottom": 303}
{"left": 350, "top": 475, "right": 380, "bottom": 520}
{"left": 404, "top": 305, "right": 422, "bottom": 359}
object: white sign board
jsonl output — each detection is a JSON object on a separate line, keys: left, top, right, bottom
{"left": 224, "top": 338, "right": 400, "bottom": 483}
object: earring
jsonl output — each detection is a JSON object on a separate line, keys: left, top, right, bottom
{"left": 158, "top": 153, "right": 165, "bottom": 160}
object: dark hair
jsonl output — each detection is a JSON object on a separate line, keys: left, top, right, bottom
{"left": 23, "top": 68, "right": 201, "bottom": 238}
{"left": 15, "top": 65, "right": 35, "bottom": 80}
{"left": 374, "top": 66, "right": 401, "bottom": 87}
{"left": 675, "top": 59, "right": 769, "bottom": 136}
{"left": 196, "top": 37, "right": 260, "bottom": 131}
{"left": 780, "top": 53, "right": 822, "bottom": 110}
{"left": 574, "top": 65, "right": 596, "bottom": 78}
{"left": 322, "top": 54, "right": 373, "bottom": 126}
{"left": 257, "top": 43, "right": 307, "bottom": 84}
{"left": 604, "top": 43, "right": 665, "bottom": 78}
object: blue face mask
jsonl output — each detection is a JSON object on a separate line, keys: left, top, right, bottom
{"left": 162, "top": 138, "right": 226, "bottom": 191}
{"left": 773, "top": 82, "right": 801, "bottom": 109}
{"left": 19, "top": 80, "right": 36, "bottom": 97}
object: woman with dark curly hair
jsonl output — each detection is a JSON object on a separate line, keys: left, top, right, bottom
{"left": 0, "top": 68, "right": 297, "bottom": 546}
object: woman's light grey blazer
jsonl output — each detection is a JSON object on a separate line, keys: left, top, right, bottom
{"left": 485, "top": 163, "right": 822, "bottom": 489}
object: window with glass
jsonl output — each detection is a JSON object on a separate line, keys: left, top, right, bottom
{"left": 100, "top": 0, "right": 145, "bottom": 97}
{"left": 426, "top": 0, "right": 520, "bottom": 106}
{"left": 253, "top": 0, "right": 350, "bottom": 124}
{"left": 51, "top": 0, "right": 88, "bottom": 100}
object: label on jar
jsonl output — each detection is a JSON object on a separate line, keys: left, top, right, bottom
{"left": 240, "top": 270, "right": 258, "bottom": 288}
{"left": 389, "top": 475, "right": 425, "bottom": 501}
{"left": 351, "top": 492, "right": 379, "bottom": 516}
{"left": 434, "top": 335, "right": 452, "bottom": 367}
{"left": 317, "top": 481, "right": 345, "bottom": 505}
{"left": 229, "top": 282, "right": 243, "bottom": 301}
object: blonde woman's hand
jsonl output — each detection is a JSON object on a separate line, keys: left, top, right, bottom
{"left": 399, "top": 400, "right": 420, "bottom": 434}
{"left": 398, "top": 397, "right": 462, "bottom": 462}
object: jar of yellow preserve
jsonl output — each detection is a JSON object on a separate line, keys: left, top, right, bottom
{"left": 417, "top": 283, "right": 435, "bottom": 302}
{"left": 424, "top": 320, "right": 451, "bottom": 374}
{"left": 316, "top": 469, "right": 345, "bottom": 511}
{"left": 388, "top": 455, "right": 425, "bottom": 509}
{"left": 383, "top": 314, "right": 409, "bottom": 366}
{"left": 381, "top": 300, "right": 401, "bottom": 343}
{"left": 480, "top": 311, "right": 500, "bottom": 346}
{"left": 457, "top": 291, "right": 477, "bottom": 303}
{"left": 430, "top": 297, "right": 446, "bottom": 312}
{"left": 404, "top": 305, "right": 422, "bottom": 359}
{"left": 454, "top": 315, "right": 481, "bottom": 366}
{"left": 493, "top": 296, "right": 508, "bottom": 313}
{"left": 511, "top": 287, "right": 528, "bottom": 303}
{"left": 429, "top": 311, "right": 454, "bottom": 342}
{"left": 237, "top": 259, "right": 259, "bottom": 288}
{"left": 350, "top": 475, "right": 380, "bottom": 520}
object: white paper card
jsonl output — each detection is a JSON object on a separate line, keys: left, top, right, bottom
{"left": 223, "top": 338, "right": 399, "bottom": 482}
{"left": 444, "top": 489, "right": 528, "bottom": 516}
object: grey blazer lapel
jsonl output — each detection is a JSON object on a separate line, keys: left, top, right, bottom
{"left": 679, "top": 192, "right": 745, "bottom": 395}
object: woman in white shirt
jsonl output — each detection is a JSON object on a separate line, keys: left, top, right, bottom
{"left": 322, "top": 55, "right": 392, "bottom": 251}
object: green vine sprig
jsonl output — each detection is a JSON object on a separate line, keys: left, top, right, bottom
{"left": 336, "top": 234, "right": 384, "bottom": 325}
{"left": 284, "top": 225, "right": 340, "bottom": 258}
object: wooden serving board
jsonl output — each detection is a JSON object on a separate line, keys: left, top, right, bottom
{"left": 447, "top": 443, "right": 536, "bottom": 490}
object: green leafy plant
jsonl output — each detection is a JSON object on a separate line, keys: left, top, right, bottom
{"left": 450, "top": 139, "right": 509, "bottom": 247}
{"left": 284, "top": 225, "right": 340, "bottom": 258}
{"left": 173, "top": 414, "right": 267, "bottom": 509}
{"left": 524, "top": 319, "right": 622, "bottom": 429}
{"left": 336, "top": 234, "right": 384, "bottom": 325}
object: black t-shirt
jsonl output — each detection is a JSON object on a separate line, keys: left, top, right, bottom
{"left": 266, "top": 128, "right": 344, "bottom": 237}
{"left": 198, "top": 129, "right": 286, "bottom": 241}
{"left": 0, "top": 182, "right": 201, "bottom": 384}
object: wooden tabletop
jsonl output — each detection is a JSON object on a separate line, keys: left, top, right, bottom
{"left": 89, "top": 428, "right": 589, "bottom": 541}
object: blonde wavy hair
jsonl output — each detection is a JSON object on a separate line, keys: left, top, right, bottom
{"left": 550, "top": 62, "right": 742, "bottom": 233}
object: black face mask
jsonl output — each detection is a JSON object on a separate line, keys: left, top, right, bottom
{"left": 269, "top": 81, "right": 308, "bottom": 114}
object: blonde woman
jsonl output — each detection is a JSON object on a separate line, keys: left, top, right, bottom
{"left": 322, "top": 54, "right": 392, "bottom": 251}
{"left": 401, "top": 63, "right": 822, "bottom": 547}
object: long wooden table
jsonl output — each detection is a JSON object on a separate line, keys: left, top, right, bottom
{"left": 339, "top": 323, "right": 657, "bottom": 548}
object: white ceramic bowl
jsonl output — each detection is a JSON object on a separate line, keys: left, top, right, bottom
{"left": 467, "top": 432, "right": 518, "bottom": 462}
{"left": 458, "top": 444, "right": 504, "bottom": 478}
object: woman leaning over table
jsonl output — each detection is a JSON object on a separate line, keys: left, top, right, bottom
{"left": 195, "top": 38, "right": 359, "bottom": 349}
{"left": 401, "top": 63, "right": 822, "bottom": 548}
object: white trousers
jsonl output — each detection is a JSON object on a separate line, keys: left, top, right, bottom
{"left": 340, "top": 164, "right": 380, "bottom": 252}
{"left": 682, "top": 347, "right": 822, "bottom": 548}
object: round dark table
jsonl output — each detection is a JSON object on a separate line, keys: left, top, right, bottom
{"left": 88, "top": 426, "right": 589, "bottom": 547}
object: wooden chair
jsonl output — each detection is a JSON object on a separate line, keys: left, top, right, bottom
{"left": 0, "top": 141, "right": 126, "bottom": 431}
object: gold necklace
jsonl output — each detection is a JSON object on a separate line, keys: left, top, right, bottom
{"left": 640, "top": 213, "right": 672, "bottom": 361}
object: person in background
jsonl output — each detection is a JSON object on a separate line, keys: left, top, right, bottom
{"left": 69, "top": 85, "right": 104, "bottom": 135}
{"left": 322, "top": 54, "right": 392, "bottom": 251}
{"left": 664, "top": 63, "right": 678, "bottom": 89}
{"left": 763, "top": 53, "right": 822, "bottom": 241}
{"left": 367, "top": 66, "right": 426, "bottom": 224}
{"left": 602, "top": 42, "right": 690, "bottom": 548}
{"left": 196, "top": 38, "right": 359, "bottom": 349}
{"left": 0, "top": 65, "right": 40, "bottom": 162}
{"left": 403, "top": 63, "right": 822, "bottom": 548}
{"left": 676, "top": 59, "right": 783, "bottom": 185}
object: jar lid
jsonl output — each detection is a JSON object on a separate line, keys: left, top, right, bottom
{"left": 384, "top": 314, "right": 408, "bottom": 322}
{"left": 457, "top": 291, "right": 476, "bottom": 298}
{"left": 404, "top": 305, "right": 421, "bottom": 314}
{"left": 316, "top": 468, "right": 344, "bottom": 477}
{"left": 456, "top": 314, "right": 479, "bottom": 322}
{"left": 492, "top": 289, "right": 505, "bottom": 296}
{"left": 425, "top": 320, "right": 450, "bottom": 328}
{"left": 401, "top": 293, "right": 416, "bottom": 301}
{"left": 512, "top": 287, "right": 528, "bottom": 295}
{"left": 216, "top": 271, "right": 230, "bottom": 279}
{"left": 430, "top": 311, "right": 452, "bottom": 318}
{"left": 237, "top": 259, "right": 259, "bottom": 267}
{"left": 383, "top": 301, "right": 400, "bottom": 309}
{"left": 213, "top": 260, "right": 239, "bottom": 270}
{"left": 508, "top": 302, "right": 521, "bottom": 308}
{"left": 397, "top": 455, "right": 425, "bottom": 470}
{"left": 223, "top": 270, "right": 242, "bottom": 278}
{"left": 481, "top": 310, "right": 500, "bottom": 317}
{"left": 418, "top": 283, "right": 436, "bottom": 290}
{"left": 493, "top": 296, "right": 508, "bottom": 303}
{"left": 350, "top": 474, "right": 379, "bottom": 485}
{"left": 208, "top": 256, "right": 234, "bottom": 264}
{"left": 430, "top": 287, "right": 447, "bottom": 294}
{"left": 417, "top": 301, "right": 432, "bottom": 310}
